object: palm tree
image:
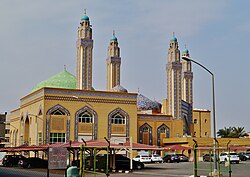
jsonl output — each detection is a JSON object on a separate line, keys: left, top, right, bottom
{"left": 217, "top": 126, "right": 249, "bottom": 138}
{"left": 217, "top": 127, "right": 234, "bottom": 138}
{"left": 231, "top": 127, "right": 249, "bottom": 138}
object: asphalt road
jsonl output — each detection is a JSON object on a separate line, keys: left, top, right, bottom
{"left": 1, "top": 161, "right": 250, "bottom": 177}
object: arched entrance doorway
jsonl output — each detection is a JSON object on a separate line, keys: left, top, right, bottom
{"left": 24, "top": 117, "right": 29, "bottom": 144}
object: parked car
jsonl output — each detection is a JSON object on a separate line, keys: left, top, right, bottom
{"left": 163, "top": 154, "right": 180, "bottom": 163}
{"left": 2, "top": 155, "right": 26, "bottom": 167}
{"left": 238, "top": 153, "right": 248, "bottom": 161}
{"left": 73, "top": 154, "right": 144, "bottom": 170}
{"left": 219, "top": 152, "right": 239, "bottom": 164}
{"left": 0, "top": 152, "right": 6, "bottom": 166}
{"left": 238, "top": 152, "right": 250, "bottom": 160}
{"left": 18, "top": 157, "right": 48, "bottom": 168}
{"left": 133, "top": 155, "right": 152, "bottom": 163}
{"left": 150, "top": 154, "right": 163, "bottom": 163}
{"left": 115, "top": 154, "right": 144, "bottom": 170}
{"left": 175, "top": 154, "right": 189, "bottom": 162}
{"left": 203, "top": 153, "right": 217, "bottom": 162}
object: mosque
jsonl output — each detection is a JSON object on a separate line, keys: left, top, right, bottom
{"left": 7, "top": 12, "right": 211, "bottom": 148}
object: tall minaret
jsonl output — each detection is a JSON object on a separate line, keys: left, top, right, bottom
{"left": 166, "top": 36, "right": 182, "bottom": 119}
{"left": 106, "top": 31, "right": 121, "bottom": 91}
{"left": 181, "top": 49, "right": 193, "bottom": 104}
{"left": 76, "top": 10, "right": 93, "bottom": 90}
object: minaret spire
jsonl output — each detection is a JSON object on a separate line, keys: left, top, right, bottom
{"left": 167, "top": 36, "right": 182, "bottom": 119}
{"left": 76, "top": 11, "right": 93, "bottom": 90}
{"left": 106, "top": 31, "right": 121, "bottom": 91}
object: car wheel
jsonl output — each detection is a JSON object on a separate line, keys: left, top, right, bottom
{"left": 236, "top": 161, "right": 239, "bottom": 164}
{"left": 136, "top": 163, "right": 143, "bottom": 170}
{"left": 27, "top": 163, "right": 31, "bottom": 168}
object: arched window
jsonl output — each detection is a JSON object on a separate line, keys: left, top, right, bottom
{"left": 79, "top": 111, "right": 93, "bottom": 123}
{"left": 51, "top": 109, "right": 66, "bottom": 115}
{"left": 143, "top": 127, "right": 149, "bottom": 132}
{"left": 160, "top": 127, "right": 166, "bottom": 133}
{"left": 194, "top": 119, "right": 197, "bottom": 124}
{"left": 111, "top": 113, "right": 125, "bottom": 124}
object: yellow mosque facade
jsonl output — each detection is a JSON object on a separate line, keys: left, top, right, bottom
{"left": 8, "top": 13, "right": 211, "bottom": 148}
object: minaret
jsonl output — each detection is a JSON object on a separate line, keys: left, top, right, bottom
{"left": 166, "top": 36, "right": 182, "bottom": 119}
{"left": 76, "top": 10, "right": 93, "bottom": 90}
{"left": 181, "top": 49, "right": 193, "bottom": 104}
{"left": 106, "top": 31, "right": 121, "bottom": 91}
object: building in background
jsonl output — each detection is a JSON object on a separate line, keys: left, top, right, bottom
{"left": 0, "top": 112, "right": 8, "bottom": 147}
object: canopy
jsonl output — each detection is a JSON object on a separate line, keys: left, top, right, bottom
{"left": 163, "top": 145, "right": 192, "bottom": 151}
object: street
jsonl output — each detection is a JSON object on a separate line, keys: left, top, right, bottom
{"left": 1, "top": 161, "right": 250, "bottom": 177}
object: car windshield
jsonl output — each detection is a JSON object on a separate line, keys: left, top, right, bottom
{"left": 230, "top": 153, "right": 237, "bottom": 155}
{"left": 153, "top": 155, "right": 160, "bottom": 157}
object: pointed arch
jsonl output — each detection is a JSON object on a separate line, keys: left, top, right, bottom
{"left": 38, "top": 105, "right": 43, "bottom": 116}
{"left": 46, "top": 104, "right": 70, "bottom": 144}
{"left": 24, "top": 116, "right": 30, "bottom": 144}
{"left": 108, "top": 108, "right": 129, "bottom": 139}
{"left": 75, "top": 106, "right": 98, "bottom": 141}
{"left": 157, "top": 124, "right": 170, "bottom": 146}
{"left": 139, "top": 123, "right": 153, "bottom": 145}
{"left": 46, "top": 104, "right": 70, "bottom": 116}
{"left": 19, "top": 114, "right": 24, "bottom": 145}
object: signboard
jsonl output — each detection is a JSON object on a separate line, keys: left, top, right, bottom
{"left": 48, "top": 147, "right": 68, "bottom": 169}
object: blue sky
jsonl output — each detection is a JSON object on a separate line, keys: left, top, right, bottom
{"left": 0, "top": 1, "right": 250, "bottom": 132}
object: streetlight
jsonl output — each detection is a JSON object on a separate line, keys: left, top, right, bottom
{"left": 182, "top": 56, "right": 217, "bottom": 175}
{"left": 28, "top": 114, "right": 44, "bottom": 145}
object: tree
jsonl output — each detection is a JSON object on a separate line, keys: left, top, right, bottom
{"left": 217, "top": 126, "right": 248, "bottom": 138}
{"left": 217, "top": 127, "right": 234, "bottom": 138}
{"left": 231, "top": 127, "right": 249, "bottom": 138}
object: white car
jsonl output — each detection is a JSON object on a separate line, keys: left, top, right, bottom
{"left": 133, "top": 155, "right": 151, "bottom": 163}
{"left": 151, "top": 154, "right": 163, "bottom": 163}
{"left": 219, "top": 152, "right": 239, "bottom": 164}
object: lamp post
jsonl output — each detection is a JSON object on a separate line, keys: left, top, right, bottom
{"left": 28, "top": 114, "right": 44, "bottom": 145}
{"left": 182, "top": 56, "right": 217, "bottom": 174}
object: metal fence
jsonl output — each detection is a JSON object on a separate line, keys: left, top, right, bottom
{"left": 193, "top": 139, "right": 235, "bottom": 177}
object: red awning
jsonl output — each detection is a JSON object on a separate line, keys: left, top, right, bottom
{"left": 163, "top": 145, "right": 192, "bottom": 151}
{"left": 121, "top": 142, "right": 161, "bottom": 150}
{"left": 230, "top": 146, "right": 250, "bottom": 151}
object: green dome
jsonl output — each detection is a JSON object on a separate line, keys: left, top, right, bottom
{"left": 110, "top": 35, "right": 117, "bottom": 42}
{"left": 183, "top": 49, "right": 189, "bottom": 53}
{"left": 171, "top": 37, "right": 177, "bottom": 42}
{"left": 32, "top": 69, "right": 76, "bottom": 92}
{"left": 81, "top": 15, "right": 89, "bottom": 21}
